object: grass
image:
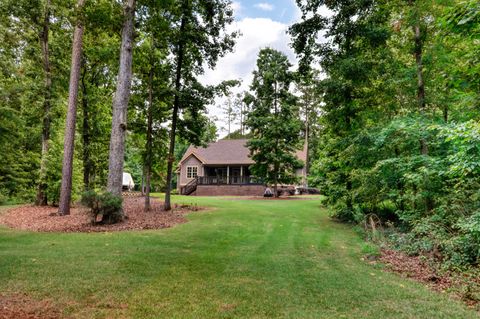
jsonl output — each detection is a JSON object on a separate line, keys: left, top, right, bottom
{"left": 0, "top": 195, "right": 477, "bottom": 318}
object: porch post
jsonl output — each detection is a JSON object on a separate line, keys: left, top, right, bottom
{"left": 240, "top": 166, "right": 243, "bottom": 183}
{"left": 227, "top": 166, "right": 230, "bottom": 184}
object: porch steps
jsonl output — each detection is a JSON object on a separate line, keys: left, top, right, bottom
{"left": 182, "top": 178, "right": 198, "bottom": 195}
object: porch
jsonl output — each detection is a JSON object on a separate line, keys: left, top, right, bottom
{"left": 200, "top": 166, "right": 260, "bottom": 185}
{"left": 181, "top": 165, "right": 264, "bottom": 196}
{"left": 197, "top": 175, "right": 262, "bottom": 185}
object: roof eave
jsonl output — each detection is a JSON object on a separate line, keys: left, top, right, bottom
{"left": 179, "top": 152, "right": 206, "bottom": 165}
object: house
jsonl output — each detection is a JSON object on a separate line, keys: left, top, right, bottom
{"left": 177, "top": 139, "right": 307, "bottom": 196}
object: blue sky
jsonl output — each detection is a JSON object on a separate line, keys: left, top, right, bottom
{"left": 233, "top": 0, "right": 300, "bottom": 24}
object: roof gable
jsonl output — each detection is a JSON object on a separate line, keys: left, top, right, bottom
{"left": 181, "top": 152, "right": 206, "bottom": 164}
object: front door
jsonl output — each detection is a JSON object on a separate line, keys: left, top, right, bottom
{"left": 216, "top": 167, "right": 227, "bottom": 184}
{"left": 231, "top": 168, "right": 241, "bottom": 184}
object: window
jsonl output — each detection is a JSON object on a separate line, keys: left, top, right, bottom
{"left": 186, "top": 166, "right": 198, "bottom": 179}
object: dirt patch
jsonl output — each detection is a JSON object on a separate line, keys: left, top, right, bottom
{"left": 375, "top": 249, "right": 480, "bottom": 309}
{"left": 219, "top": 303, "right": 237, "bottom": 312}
{"left": 0, "top": 196, "right": 203, "bottom": 233}
{"left": 378, "top": 249, "right": 452, "bottom": 291}
{"left": 0, "top": 293, "right": 61, "bottom": 319}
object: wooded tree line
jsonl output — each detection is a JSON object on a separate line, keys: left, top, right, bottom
{"left": 0, "top": 0, "right": 235, "bottom": 216}
{"left": 291, "top": 0, "right": 480, "bottom": 267}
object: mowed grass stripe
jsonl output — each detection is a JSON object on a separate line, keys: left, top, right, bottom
{"left": 0, "top": 195, "right": 477, "bottom": 318}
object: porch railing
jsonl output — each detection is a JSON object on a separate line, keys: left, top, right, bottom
{"left": 197, "top": 175, "right": 263, "bottom": 185}
{"left": 181, "top": 177, "right": 198, "bottom": 195}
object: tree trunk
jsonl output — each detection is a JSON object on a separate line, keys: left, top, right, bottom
{"left": 36, "top": 0, "right": 51, "bottom": 206}
{"left": 414, "top": 24, "right": 426, "bottom": 111}
{"left": 240, "top": 101, "right": 243, "bottom": 135}
{"left": 58, "top": 0, "right": 86, "bottom": 215}
{"left": 304, "top": 104, "right": 309, "bottom": 187}
{"left": 228, "top": 100, "right": 231, "bottom": 136}
{"left": 144, "top": 65, "right": 154, "bottom": 212}
{"left": 106, "top": 0, "right": 136, "bottom": 201}
{"left": 443, "top": 105, "right": 448, "bottom": 123}
{"left": 141, "top": 167, "right": 145, "bottom": 196}
{"left": 81, "top": 67, "right": 92, "bottom": 191}
{"left": 346, "top": 178, "right": 353, "bottom": 211}
{"left": 410, "top": 4, "right": 433, "bottom": 211}
{"left": 410, "top": 1, "right": 428, "bottom": 155}
{"left": 415, "top": 38, "right": 428, "bottom": 156}
{"left": 164, "top": 11, "right": 187, "bottom": 211}
{"left": 273, "top": 162, "right": 279, "bottom": 198}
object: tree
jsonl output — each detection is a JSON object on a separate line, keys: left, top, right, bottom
{"left": 0, "top": 0, "right": 72, "bottom": 204}
{"left": 245, "top": 48, "right": 302, "bottom": 197}
{"left": 163, "top": 0, "right": 237, "bottom": 210}
{"left": 406, "top": 0, "right": 428, "bottom": 155}
{"left": 0, "top": 3, "right": 32, "bottom": 202}
{"left": 235, "top": 92, "right": 249, "bottom": 136}
{"left": 221, "top": 94, "right": 237, "bottom": 137}
{"left": 106, "top": 0, "right": 136, "bottom": 204}
{"left": 36, "top": 0, "right": 53, "bottom": 206}
{"left": 130, "top": 1, "right": 172, "bottom": 211}
{"left": 290, "top": 0, "right": 392, "bottom": 218}
{"left": 288, "top": 0, "right": 480, "bottom": 268}
{"left": 144, "top": 52, "right": 155, "bottom": 211}
{"left": 441, "top": 0, "right": 480, "bottom": 118}
{"left": 58, "top": 0, "right": 86, "bottom": 215}
{"left": 76, "top": 0, "right": 123, "bottom": 192}
{"left": 295, "top": 70, "right": 322, "bottom": 185}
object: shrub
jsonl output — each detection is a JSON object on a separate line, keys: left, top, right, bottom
{"left": 81, "top": 190, "right": 123, "bottom": 225}
{"left": 0, "top": 190, "right": 7, "bottom": 205}
{"left": 313, "top": 118, "right": 480, "bottom": 268}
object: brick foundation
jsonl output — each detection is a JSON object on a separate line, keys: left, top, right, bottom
{"left": 195, "top": 184, "right": 265, "bottom": 196}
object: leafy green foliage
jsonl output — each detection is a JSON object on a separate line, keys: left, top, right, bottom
{"left": 81, "top": 190, "right": 123, "bottom": 224}
{"left": 312, "top": 115, "right": 480, "bottom": 267}
{"left": 44, "top": 132, "right": 83, "bottom": 206}
{"left": 0, "top": 0, "right": 72, "bottom": 203}
{"left": 79, "top": 0, "right": 122, "bottom": 191}
{"left": 292, "top": 0, "right": 480, "bottom": 268}
{"left": 245, "top": 48, "right": 303, "bottom": 192}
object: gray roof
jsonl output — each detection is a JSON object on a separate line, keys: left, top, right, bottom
{"left": 181, "top": 139, "right": 254, "bottom": 165}
{"left": 180, "top": 139, "right": 307, "bottom": 166}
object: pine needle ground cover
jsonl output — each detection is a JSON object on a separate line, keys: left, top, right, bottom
{"left": 0, "top": 196, "right": 477, "bottom": 318}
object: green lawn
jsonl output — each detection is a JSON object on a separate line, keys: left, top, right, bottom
{"left": 0, "top": 195, "right": 476, "bottom": 318}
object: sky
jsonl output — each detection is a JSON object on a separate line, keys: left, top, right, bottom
{"left": 199, "top": 0, "right": 302, "bottom": 136}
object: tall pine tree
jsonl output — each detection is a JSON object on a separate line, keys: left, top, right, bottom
{"left": 163, "top": 0, "right": 238, "bottom": 210}
{"left": 246, "top": 48, "right": 302, "bottom": 197}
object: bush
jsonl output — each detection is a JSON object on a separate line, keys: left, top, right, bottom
{"left": 0, "top": 190, "right": 7, "bottom": 205}
{"left": 81, "top": 190, "right": 123, "bottom": 225}
{"left": 313, "top": 118, "right": 480, "bottom": 268}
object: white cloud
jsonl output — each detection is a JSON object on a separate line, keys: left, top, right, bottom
{"left": 201, "top": 18, "right": 296, "bottom": 87}
{"left": 254, "top": 2, "right": 274, "bottom": 11}
{"left": 199, "top": 1, "right": 330, "bottom": 138}
{"left": 200, "top": 17, "right": 298, "bottom": 136}
{"left": 231, "top": 1, "right": 242, "bottom": 16}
